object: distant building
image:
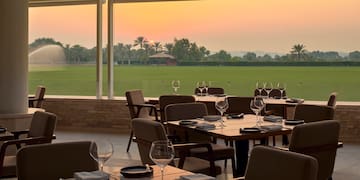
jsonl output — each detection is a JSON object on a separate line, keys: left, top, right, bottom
{"left": 148, "top": 52, "right": 177, "bottom": 66}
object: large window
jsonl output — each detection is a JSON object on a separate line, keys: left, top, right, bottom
{"left": 29, "top": 0, "right": 360, "bottom": 101}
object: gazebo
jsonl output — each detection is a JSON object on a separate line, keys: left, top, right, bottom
{"left": 148, "top": 52, "right": 177, "bottom": 65}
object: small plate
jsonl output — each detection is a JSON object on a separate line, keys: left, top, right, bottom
{"left": 0, "top": 127, "right": 6, "bottom": 133}
{"left": 285, "top": 120, "right": 305, "bottom": 125}
{"left": 240, "top": 127, "right": 261, "bottom": 133}
{"left": 120, "top": 165, "right": 153, "bottom": 178}
{"left": 179, "top": 120, "right": 198, "bottom": 126}
{"left": 227, "top": 113, "right": 244, "bottom": 119}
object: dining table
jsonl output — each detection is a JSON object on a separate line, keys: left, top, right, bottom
{"left": 104, "top": 164, "right": 194, "bottom": 180}
{"left": 166, "top": 114, "right": 294, "bottom": 177}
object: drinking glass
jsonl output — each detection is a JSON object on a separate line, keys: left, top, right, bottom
{"left": 256, "top": 82, "right": 263, "bottom": 96}
{"left": 196, "top": 81, "right": 205, "bottom": 96}
{"left": 171, "top": 80, "right": 180, "bottom": 94}
{"left": 149, "top": 140, "right": 175, "bottom": 180}
{"left": 277, "top": 82, "right": 286, "bottom": 98}
{"left": 89, "top": 140, "right": 114, "bottom": 172}
{"left": 250, "top": 96, "right": 265, "bottom": 127}
{"left": 263, "top": 82, "right": 273, "bottom": 98}
{"left": 215, "top": 97, "right": 229, "bottom": 128}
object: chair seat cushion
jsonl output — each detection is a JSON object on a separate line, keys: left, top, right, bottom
{"left": 190, "top": 143, "right": 234, "bottom": 160}
{"left": 1, "top": 156, "right": 16, "bottom": 177}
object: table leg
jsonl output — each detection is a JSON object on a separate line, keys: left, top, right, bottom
{"left": 234, "top": 140, "right": 249, "bottom": 177}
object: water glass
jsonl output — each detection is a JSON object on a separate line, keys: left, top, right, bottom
{"left": 149, "top": 140, "right": 175, "bottom": 180}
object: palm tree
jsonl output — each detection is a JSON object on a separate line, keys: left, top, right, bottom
{"left": 291, "top": 44, "right": 307, "bottom": 61}
{"left": 153, "top": 42, "right": 162, "bottom": 53}
{"left": 134, "top": 36, "right": 148, "bottom": 49}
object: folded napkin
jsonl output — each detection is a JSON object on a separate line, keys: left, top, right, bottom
{"left": 286, "top": 98, "right": 304, "bottom": 103}
{"left": 180, "top": 173, "right": 215, "bottom": 180}
{"left": 195, "top": 123, "right": 216, "bottom": 130}
{"left": 74, "top": 171, "right": 109, "bottom": 180}
{"left": 260, "top": 125, "right": 283, "bottom": 131}
{"left": 263, "top": 115, "right": 283, "bottom": 122}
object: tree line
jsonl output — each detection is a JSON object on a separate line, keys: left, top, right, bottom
{"left": 29, "top": 37, "right": 360, "bottom": 65}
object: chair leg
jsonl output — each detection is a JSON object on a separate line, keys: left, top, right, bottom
{"left": 126, "top": 130, "right": 133, "bottom": 152}
{"left": 272, "top": 136, "right": 276, "bottom": 146}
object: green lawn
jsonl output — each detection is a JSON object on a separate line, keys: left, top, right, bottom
{"left": 29, "top": 65, "right": 360, "bottom": 101}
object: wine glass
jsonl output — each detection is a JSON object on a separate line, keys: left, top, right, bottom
{"left": 196, "top": 81, "right": 205, "bottom": 96}
{"left": 215, "top": 97, "right": 229, "bottom": 128}
{"left": 250, "top": 96, "right": 265, "bottom": 128}
{"left": 256, "top": 82, "right": 263, "bottom": 96}
{"left": 89, "top": 140, "right": 114, "bottom": 172}
{"left": 263, "top": 82, "right": 273, "bottom": 98}
{"left": 277, "top": 82, "right": 286, "bottom": 98}
{"left": 149, "top": 140, "right": 175, "bottom": 180}
{"left": 171, "top": 80, "right": 180, "bottom": 94}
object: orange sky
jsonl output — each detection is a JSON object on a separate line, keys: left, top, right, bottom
{"left": 29, "top": 0, "right": 360, "bottom": 54}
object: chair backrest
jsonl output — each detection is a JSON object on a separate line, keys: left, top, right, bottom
{"left": 165, "top": 103, "right": 210, "bottom": 142}
{"left": 226, "top": 96, "right": 254, "bottom": 114}
{"left": 293, "top": 104, "right": 334, "bottom": 123}
{"left": 289, "top": 120, "right": 340, "bottom": 180}
{"left": 159, "top": 95, "right": 195, "bottom": 121}
{"left": 31, "top": 86, "right": 46, "bottom": 108}
{"left": 132, "top": 118, "right": 168, "bottom": 165}
{"left": 16, "top": 141, "right": 98, "bottom": 180}
{"left": 245, "top": 146, "right": 318, "bottom": 180}
{"left": 327, "top": 92, "right": 337, "bottom": 107}
{"left": 165, "top": 102, "right": 208, "bottom": 121}
{"left": 28, "top": 111, "right": 57, "bottom": 139}
{"left": 125, "top": 90, "right": 150, "bottom": 119}
{"left": 254, "top": 89, "right": 267, "bottom": 96}
{"left": 195, "top": 87, "right": 225, "bottom": 95}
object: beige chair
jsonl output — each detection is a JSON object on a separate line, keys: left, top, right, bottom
{"left": 159, "top": 95, "right": 195, "bottom": 122}
{"left": 0, "top": 111, "right": 57, "bottom": 177}
{"left": 293, "top": 104, "right": 334, "bottom": 123}
{"left": 28, "top": 86, "right": 46, "bottom": 108}
{"left": 242, "top": 146, "right": 318, "bottom": 180}
{"left": 327, "top": 92, "right": 337, "bottom": 107}
{"left": 288, "top": 120, "right": 340, "bottom": 180}
{"left": 125, "top": 90, "right": 158, "bottom": 152}
{"left": 16, "top": 141, "right": 98, "bottom": 180}
{"left": 165, "top": 102, "right": 235, "bottom": 176}
{"left": 132, "top": 118, "right": 221, "bottom": 177}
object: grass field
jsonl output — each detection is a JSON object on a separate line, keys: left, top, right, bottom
{"left": 29, "top": 65, "right": 360, "bottom": 101}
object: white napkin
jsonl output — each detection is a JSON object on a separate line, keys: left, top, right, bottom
{"left": 74, "top": 171, "right": 109, "bottom": 180}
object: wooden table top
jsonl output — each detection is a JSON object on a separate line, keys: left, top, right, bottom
{"left": 104, "top": 165, "right": 193, "bottom": 180}
{"left": 167, "top": 114, "right": 293, "bottom": 141}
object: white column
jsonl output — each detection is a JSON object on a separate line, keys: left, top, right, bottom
{"left": 107, "top": 0, "right": 114, "bottom": 99}
{"left": 96, "top": 0, "right": 103, "bottom": 99}
{"left": 0, "top": 0, "right": 28, "bottom": 114}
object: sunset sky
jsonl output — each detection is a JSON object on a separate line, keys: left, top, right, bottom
{"left": 29, "top": 0, "right": 360, "bottom": 55}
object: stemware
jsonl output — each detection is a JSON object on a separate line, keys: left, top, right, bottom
{"left": 171, "top": 80, "right": 180, "bottom": 94}
{"left": 277, "top": 82, "right": 287, "bottom": 98}
{"left": 196, "top": 81, "right": 206, "bottom": 96}
{"left": 89, "top": 140, "right": 114, "bottom": 172}
{"left": 256, "top": 82, "right": 263, "bottom": 96}
{"left": 250, "top": 96, "right": 265, "bottom": 127}
{"left": 215, "top": 97, "right": 229, "bottom": 128}
{"left": 263, "top": 82, "right": 273, "bottom": 98}
{"left": 149, "top": 140, "right": 175, "bottom": 180}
